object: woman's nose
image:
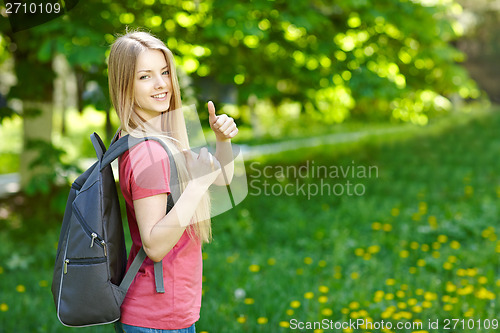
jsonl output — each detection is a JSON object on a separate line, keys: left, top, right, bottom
{"left": 155, "top": 75, "right": 167, "bottom": 90}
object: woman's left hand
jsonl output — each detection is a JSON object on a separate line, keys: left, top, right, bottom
{"left": 208, "top": 101, "right": 238, "bottom": 141}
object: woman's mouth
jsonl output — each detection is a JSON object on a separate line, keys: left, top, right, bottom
{"left": 152, "top": 92, "right": 168, "bottom": 101}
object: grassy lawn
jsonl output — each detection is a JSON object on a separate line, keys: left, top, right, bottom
{"left": 1, "top": 107, "right": 499, "bottom": 332}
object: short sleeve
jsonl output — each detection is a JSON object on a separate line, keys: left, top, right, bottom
{"left": 128, "top": 140, "right": 171, "bottom": 201}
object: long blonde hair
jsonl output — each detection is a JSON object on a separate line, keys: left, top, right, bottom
{"left": 108, "top": 29, "right": 212, "bottom": 243}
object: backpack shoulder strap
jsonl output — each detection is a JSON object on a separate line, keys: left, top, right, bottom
{"left": 101, "top": 133, "right": 179, "bottom": 294}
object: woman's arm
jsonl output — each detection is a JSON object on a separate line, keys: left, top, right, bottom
{"left": 133, "top": 148, "right": 221, "bottom": 262}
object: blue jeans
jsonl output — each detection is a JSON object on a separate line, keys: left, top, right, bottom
{"left": 114, "top": 322, "right": 196, "bottom": 333}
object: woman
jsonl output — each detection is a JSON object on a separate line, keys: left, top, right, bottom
{"left": 108, "top": 30, "right": 238, "bottom": 332}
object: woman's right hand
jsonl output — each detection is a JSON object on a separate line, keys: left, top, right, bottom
{"left": 182, "top": 147, "right": 222, "bottom": 189}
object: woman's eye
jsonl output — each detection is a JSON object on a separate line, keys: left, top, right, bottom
{"left": 162, "top": 70, "right": 170, "bottom": 75}
{"left": 139, "top": 75, "right": 150, "bottom": 80}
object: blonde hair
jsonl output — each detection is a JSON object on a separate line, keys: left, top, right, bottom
{"left": 108, "top": 29, "right": 211, "bottom": 243}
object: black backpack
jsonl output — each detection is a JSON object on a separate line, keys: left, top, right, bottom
{"left": 51, "top": 132, "right": 180, "bottom": 327}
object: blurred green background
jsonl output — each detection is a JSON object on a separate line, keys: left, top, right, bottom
{"left": 0, "top": 0, "right": 499, "bottom": 332}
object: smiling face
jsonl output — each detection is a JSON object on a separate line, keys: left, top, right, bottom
{"left": 133, "top": 49, "right": 173, "bottom": 122}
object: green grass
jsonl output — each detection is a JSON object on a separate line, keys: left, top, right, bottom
{"left": 1, "top": 108, "right": 499, "bottom": 332}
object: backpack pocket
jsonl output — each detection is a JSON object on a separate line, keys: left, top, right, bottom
{"left": 57, "top": 257, "right": 121, "bottom": 327}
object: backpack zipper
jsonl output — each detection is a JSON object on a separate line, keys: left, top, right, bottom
{"left": 63, "top": 257, "right": 107, "bottom": 274}
{"left": 72, "top": 207, "right": 107, "bottom": 255}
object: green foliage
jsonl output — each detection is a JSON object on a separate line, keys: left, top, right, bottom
{"left": 0, "top": 0, "right": 482, "bottom": 127}
{"left": 24, "top": 139, "right": 80, "bottom": 195}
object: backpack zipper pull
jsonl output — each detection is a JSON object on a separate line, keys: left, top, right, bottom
{"left": 101, "top": 240, "right": 107, "bottom": 256}
{"left": 90, "top": 233, "right": 97, "bottom": 248}
{"left": 64, "top": 259, "right": 69, "bottom": 274}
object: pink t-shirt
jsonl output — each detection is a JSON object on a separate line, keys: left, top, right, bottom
{"left": 118, "top": 139, "right": 202, "bottom": 329}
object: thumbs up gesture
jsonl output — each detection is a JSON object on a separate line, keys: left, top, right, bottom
{"left": 208, "top": 101, "right": 238, "bottom": 141}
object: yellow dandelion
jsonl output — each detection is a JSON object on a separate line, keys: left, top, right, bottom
{"left": 412, "top": 305, "right": 422, "bottom": 313}
{"left": 0, "top": 266, "right": 3, "bottom": 274}
{"left": 422, "top": 301, "right": 432, "bottom": 308}
{"left": 296, "top": 268, "right": 304, "bottom": 275}
{"left": 314, "top": 329, "right": 324, "bottom": 333}
{"left": 319, "top": 285, "right": 329, "bottom": 293}
{"left": 322, "top": 308, "right": 333, "bottom": 316}
{"left": 464, "top": 308, "right": 474, "bottom": 317}
{"left": 374, "top": 290, "right": 385, "bottom": 299}
{"left": 304, "top": 292, "right": 314, "bottom": 299}
{"left": 304, "top": 257, "right": 313, "bottom": 265}
{"left": 424, "top": 292, "right": 437, "bottom": 301}
{"left": 343, "top": 327, "right": 354, "bottom": 333}
{"left": 354, "top": 248, "right": 364, "bottom": 256}
{"left": 464, "top": 185, "right": 473, "bottom": 196}
{"left": 350, "top": 272, "right": 359, "bottom": 279}
{"left": 409, "top": 267, "right": 417, "bottom": 274}
{"left": 267, "top": 258, "right": 276, "bottom": 266}
{"left": 450, "top": 240, "right": 461, "bottom": 249}
{"left": 318, "top": 296, "right": 328, "bottom": 303}
{"left": 432, "top": 242, "right": 441, "bottom": 250}
{"left": 410, "top": 241, "right": 419, "bottom": 250}
{"left": 396, "top": 290, "right": 405, "bottom": 298}
{"left": 428, "top": 215, "right": 437, "bottom": 229}
{"left": 443, "top": 304, "right": 453, "bottom": 311}
{"left": 415, "top": 289, "right": 424, "bottom": 295}
{"left": 397, "top": 302, "right": 407, "bottom": 309}
{"left": 349, "top": 301, "right": 360, "bottom": 309}
{"left": 478, "top": 276, "right": 488, "bottom": 284}
{"left": 372, "top": 222, "right": 382, "bottom": 230}
{"left": 496, "top": 279, "right": 500, "bottom": 287}
{"left": 399, "top": 250, "right": 410, "bottom": 258}
{"left": 237, "top": 315, "right": 246, "bottom": 324}
{"left": 0, "top": 303, "right": 8, "bottom": 312}
{"left": 417, "top": 259, "right": 426, "bottom": 267}
{"left": 391, "top": 208, "right": 400, "bottom": 216}
{"left": 244, "top": 298, "right": 255, "bottom": 305}
{"left": 385, "top": 293, "right": 394, "bottom": 300}
{"left": 383, "top": 224, "right": 392, "bottom": 232}
{"left": 443, "top": 262, "right": 453, "bottom": 271}
{"left": 446, "top": 282, "right": 457, "bottom": 293}
{"left": 437, "top": 235, "right": 448, "bottom": 243}
{"left": 290, "top": 300, "right": 301, "bottom": 308}
{"left": 280, "top": 321, "right": 290, "bottom": 328}
{"left": 466, "top": 268, "right": 477, "bottom": 277}
{"left": 286, "top": 309, "right": 294, "bottom": 316}
{"left": 419, "top": 201, "right": 427, "bottom": 213}
{"left": 421, "top": 244, "right": 429, "bottom": 252}
{"left": 363, "top": 253, "right": 372, "bottom": 261}
{"left": 475, "top": 287, "right": 495, "bottom": 300}
{"left": 16, "top": 285, "right": 26, "bottom": 293}
{"left": 257, "top": 317, "right": 268, "bottom": 324}
{"left": 386, "top": 278, "right": 396, "bottom": 286}
{"left": 226, "top": 255, "right": 236, "bottom": 263}
{"left": 249, "top": 264, "right": 260, "bottom": 273}
{"left": 432, "top": 251, "right": 440, "bottom": 259}
{"left": 457, "top": 285, "right": 474, "bottom": 296}
{"left": 341, "top": 307, "right": 349, "bottom": 314}
{"left": 407, "top": 298, "right": 418, "bottom": 306}
{"left": 318, "top": 260, "right": 327, "bottom": 267}
{"left": 368, "top": 245, "right": 381, "bottom": 254}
